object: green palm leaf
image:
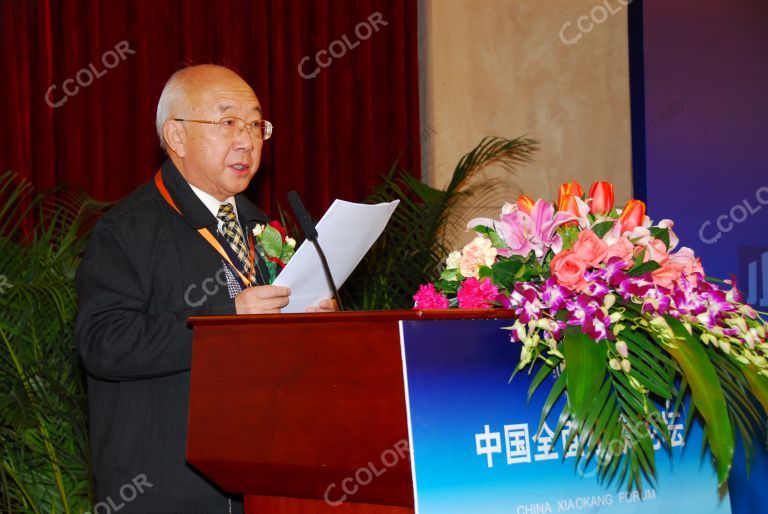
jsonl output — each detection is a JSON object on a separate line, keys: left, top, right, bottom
{"left": 661, "top": 316, "right": 734, "bottom": 486}
{"left": 342, "top": 136, "right": 538, "bottom": 310}
{"left": 0, "top": 172, "right": 106, "bottom": 513}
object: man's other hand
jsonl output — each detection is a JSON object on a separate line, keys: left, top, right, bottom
{"left": 235, "top": 285, "right": 291, "bottom": 314}
{"left": 305, "top": 298, "right": 338, "bottom": 313}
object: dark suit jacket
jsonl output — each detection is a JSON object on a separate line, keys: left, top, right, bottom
{"left": 76, "top": 159, "right": 269, "bottom": 513}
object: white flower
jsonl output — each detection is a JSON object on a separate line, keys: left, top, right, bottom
{"left": 510, "top": 319, "right": 527, "bottom": 342}
{"left": 445, "top": 251, "right": 461, "bottom": 270}
{"left": 658, "top": 219, "right": 680, "bottom": 249}
{"left": 615, "top": 340, "right": 629, "bottom": 358}
{"left": 252, "top": 224, "right": 265, "bottom": 237}
{"left": 649, "top": 316, "right": 673, "bottom": 340}
{"left": 285, "top": 236, "right": 296, "bottom": 248}
{"left": 501, "top": 202, "right": 516, "bottom": 215}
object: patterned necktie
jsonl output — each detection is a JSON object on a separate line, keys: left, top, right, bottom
{"left": 216, "top": 203, "right": 252, "bottom": 281}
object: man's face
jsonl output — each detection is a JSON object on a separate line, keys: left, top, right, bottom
{"left": 176, "top": 72, "right": 264, "bottom": 199}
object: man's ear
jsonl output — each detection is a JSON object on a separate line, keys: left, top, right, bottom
{"left": 163, "top": 120, "right": 186, "bottom": 157}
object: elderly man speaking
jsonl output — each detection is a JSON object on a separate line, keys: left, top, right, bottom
{"left": 76, "top": 65, "right": 335, "bottom": 513}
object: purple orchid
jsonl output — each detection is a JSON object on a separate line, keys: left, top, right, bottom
{"left": 604, "top": 257, "right": 630, "bottom": 287}
{"left": 565, "top": 294, "right": 600, "bottom": 326}
{"left": 641, "top": 286, "right": 672, "bottom": 315}
{"left": 583, "top": 309, "right": 614, "bottom": 341}
{"left": 617, "top": 275, "right": 654, "bottom": 300}
{"left": 582, "top": 276, "right": 611, "bottom": 301}
{"left": 541, "top": 277, "right": 571, "bottom": 311}
{"left": 511, "top": 283, "right": 543, "bottom": 323}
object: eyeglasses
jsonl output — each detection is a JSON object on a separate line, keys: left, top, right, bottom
{"left": 174, "top": 116, "right": 273, "bottom": 141}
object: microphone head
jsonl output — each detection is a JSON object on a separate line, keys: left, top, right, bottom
{"left": 287, "top": 191, "right": 318, "bottom": 240}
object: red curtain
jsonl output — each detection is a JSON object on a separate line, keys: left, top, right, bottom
{"left": 0, "top": 0, "right": 420, "bottom": 217}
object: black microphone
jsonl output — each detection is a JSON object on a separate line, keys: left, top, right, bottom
{"left": 287, "top": 191, "right": 344, "bottom": 311}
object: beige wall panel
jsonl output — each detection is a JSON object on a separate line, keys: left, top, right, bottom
{"left": 420, "top": 0, "right": 634, "bottom": 246}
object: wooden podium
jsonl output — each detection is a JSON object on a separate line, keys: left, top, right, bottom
{"left": 187, "top": 310, "right": 510, "bottom": 513}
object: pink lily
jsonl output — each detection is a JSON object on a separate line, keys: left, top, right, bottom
{"left": 469, "top": 200, "right": 577, "bottom": 261}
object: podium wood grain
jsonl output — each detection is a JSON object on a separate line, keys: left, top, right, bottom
{"left": 187, "top": 309, "right": 516, "bottom": 513}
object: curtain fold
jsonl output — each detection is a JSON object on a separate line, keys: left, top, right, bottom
{"left": 0, "top": 0, "right": 421, "bottom": 216}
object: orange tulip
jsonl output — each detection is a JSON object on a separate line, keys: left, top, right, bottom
{"left": 558, "top": 181, "right": 583, "bottom": 211}
{"left": 516, "top": 195, "right": 535, "bottom": 214}
{"left": 559, "top": 195, "right": 581, "bottom": 226}
{"left": 619, "top": 199, "right": 646, "bottom": 233}
{"left": 588, "top": 182, "right": 615, "bottom": 215}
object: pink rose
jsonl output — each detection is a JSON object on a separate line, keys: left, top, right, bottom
{"left": 551, "top": 250, "right": 588, "bottom": 291}
{"left": 652, "top": 260, "right": 686, "bottom": 289}
{"left": 571, "top": 229, "right": 608, "bottom": 267}
{"left": 637, "top": 237, "right": 669, "bottom": 265}
{"left": 604, "top": 236, "right": 634, "bottom": 266}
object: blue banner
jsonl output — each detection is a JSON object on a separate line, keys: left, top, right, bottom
{"left": 400, "top": 319, "right": 731, "bottom": 514}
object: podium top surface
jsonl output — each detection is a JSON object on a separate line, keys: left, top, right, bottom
{"left": 188, "top": 308, "right": 518, "bottom": 326}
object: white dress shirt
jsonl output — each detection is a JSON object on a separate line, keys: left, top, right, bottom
{"left": 188, "top": 183, "right": 239, "bottom": 233}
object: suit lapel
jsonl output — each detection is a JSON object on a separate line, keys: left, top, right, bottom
{"left": 158, "top": 159, "right": 272, "bottom": 286}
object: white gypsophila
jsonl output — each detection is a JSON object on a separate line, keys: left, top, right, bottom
{"left": 252, "top": 224, "right": 265, "bottom": 237}
{"left": 285, "top": 237, "right": 296, "bottom": 248}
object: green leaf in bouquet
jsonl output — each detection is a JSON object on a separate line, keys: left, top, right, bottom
{"left": 527, "top": 356, "right": 561, "bottom": 403}
{"left": 562, "top": 327, "right": 607, "bottom": 428}
{"left": 742, "top": 364, "right": 768, "bottom": 416}
{"left": 559, "top": 225, "right": 579, "bottom": 251}
{"left": 661, "top": 315, "right": 734, "bottom": 486}
{"left": 516, "top": 259, "right": 546, "bottom": 282}
{"left": 259, "top": 225, "right": 284, "bottom": 258}
{"left": 263, "top": 258, "right": 278, "bottom": 283}
{"left": 492, "top": 258, "right": 525, "bottom": 288}
{"left": 439, "top": 268, "right": 460, "bottom": 282}
{"left": 471, "top": 225, "right": 506, "bottom": 249}
{"left": 580, "top": 378, "right": 614, "bottom": 459}
{"left": 478, "top": 265, "right": 494, "bottom": 281}
{"left": 632, "top": 247, "right": 646, "bottom": 266}
{"left": 649, "top": 227, "right": 671, "bottom": 250}
{"left": 709, "top": 352, "right": 766, "bottom": 469}
{"left": 592, "top": 220, "right": 615, "bottom": 239}
{"left": 434, "top": 279, "right": 460, "bottom": 295}
{"left": 280, "top": 245, "right": 295, "bottom": 264}
{"left": 627, "top": 260, "right": 662, "bottom": 277}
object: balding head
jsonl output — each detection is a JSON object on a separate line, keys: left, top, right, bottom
{"left": 155, "top": 64, "right": 256, "bottom": 150}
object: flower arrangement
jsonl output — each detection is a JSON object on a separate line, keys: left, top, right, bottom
{"left": 414, "top": 181, "right": 768, "bottom": 490}
{"left": 252, "top": 220, "right": 296, "bottom": 283}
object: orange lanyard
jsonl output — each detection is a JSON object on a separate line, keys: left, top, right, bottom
{"left": 154, "top": 171, "right": 254, "bottom": 288}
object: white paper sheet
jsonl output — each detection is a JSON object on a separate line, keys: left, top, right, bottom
{"left": 273, "top": 199, "right": 399, "bottom": 313}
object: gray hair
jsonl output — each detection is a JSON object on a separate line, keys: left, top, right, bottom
{"left": 155, "top": 70, "right": 188, "bottom": 151}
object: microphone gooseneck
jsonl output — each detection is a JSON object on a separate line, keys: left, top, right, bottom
{"left": 287, "top": 191, "right": 344, "bottom": 311}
